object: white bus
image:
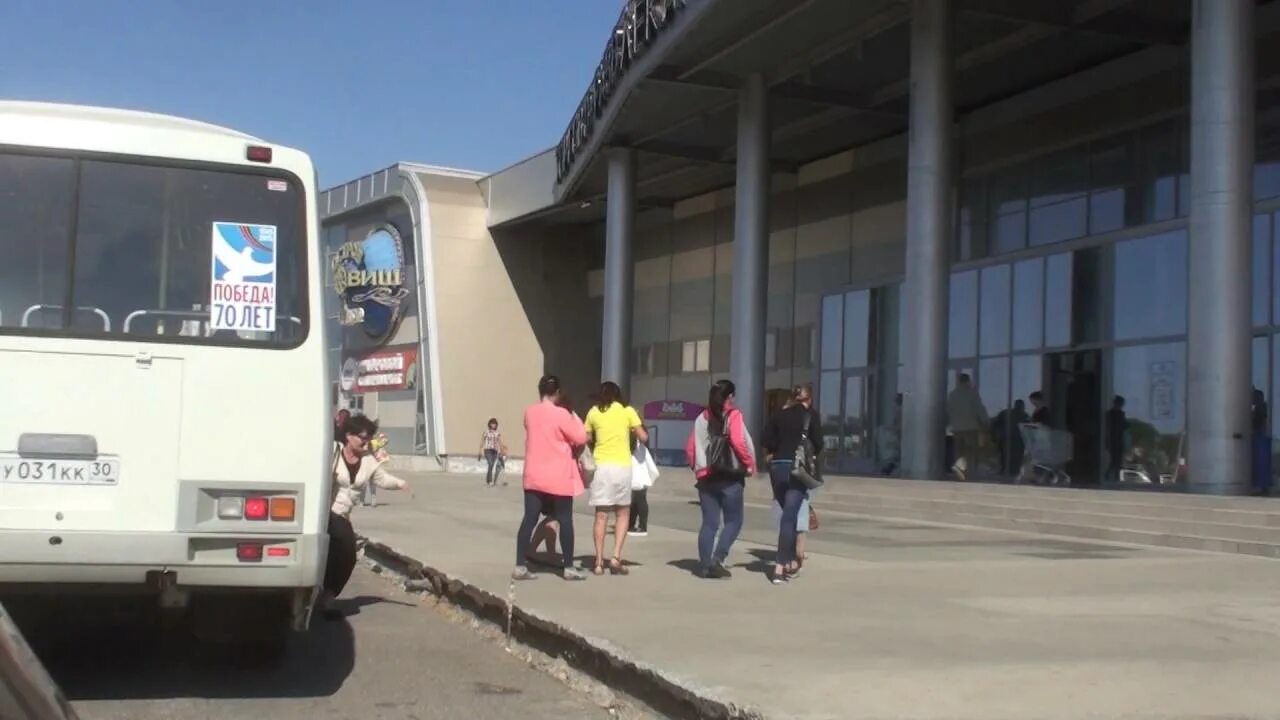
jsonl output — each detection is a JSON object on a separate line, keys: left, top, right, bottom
{"left": 0, "top": 102, "right": 329, "bottom": 656}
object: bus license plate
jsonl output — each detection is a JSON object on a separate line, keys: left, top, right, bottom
{"left": 0, "top": 456, "right": 120, "bottom": 486}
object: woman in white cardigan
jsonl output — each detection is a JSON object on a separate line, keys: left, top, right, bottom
{"left": 325, "top": 414, "right": 410, "bottom": 618}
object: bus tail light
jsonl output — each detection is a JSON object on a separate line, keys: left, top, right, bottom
{"left": 269, "top": 497, "right": 295, "bottom": 521}
{"left": 267, "top": 546, "right": 291, "bottom": 558}
{"left": 244, "top": 497, "right": 269, "bottom": 521}
{"left": 246, "top": 145, "right": 273, "bottom": 163}
{"left": 236, "top": 543, "right": 263, "bottom": 562}
{"left": 217, "top": 496, "right": 245, "bottom": 520}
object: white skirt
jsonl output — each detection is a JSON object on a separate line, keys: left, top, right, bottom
{"left": 588, "top": 464, "right": 633, "bottom": 507}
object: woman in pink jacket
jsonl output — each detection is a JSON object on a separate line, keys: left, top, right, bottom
{"left": 514, "top": 375, "right": 589, "bottom": 581}
{"left": 685, "top": 379, "right": 756, "bottom": 579}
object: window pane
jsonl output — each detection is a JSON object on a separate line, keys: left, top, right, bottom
{"left": 949, "top": 270, "right": 978, "bottom": 358}
{"left": 696, "top": 339, "right": 711, "bottom": 372}
{"left": 843, "top": 375, "right": 868, "bottom": 460}
{"left": 1112, "top": 342, "right": 1186, "bottom": 485}
{"left": 1255, "top": 214, "right": 1271, "bottom": 328}
{"left": 1029, "top": 197, "right": 1088, "bottom": 247}
{"left": 1273, "top": 211, "right": 1280, "bottom": 326}
{"left": 819, "top": 371, "right": 842, "bottom": 469}
{"left": 843, "top": 290, "right": 871, "bottom": 368}
{"left": 1089, "top": 137, "right": 1133, "bottom": 233}
{"left": 1045, "top": 253, "right": 1073, "bottom": 347}
{"left": 71, "top": 160, "right": 306, "bottom": 344}
{"left": 1113, "top": 230, "right": 1188, "bottom": 341}
{"left": 1011, "top": 354, "right": 1043, "bottom": 408}
{"left": 979, "top": 264, "right": 1010, "bottom": 356}
{"left": 820, "top": 294, "right": 843, "bottom": 369}
{"left": 979, "top": 356, "right": 1011, "bottom": 416}
{"left": 0, "top": 154, "right": 74, "bottom": 330}
{"left": 1138, "top": 122, "right": 1183, "bottom": 224}
{"left": 992, "top": 211, "right": 1027, "bottom": 255}
{"left": 1012, "top": 258, "right": 1044, "bottom": 351}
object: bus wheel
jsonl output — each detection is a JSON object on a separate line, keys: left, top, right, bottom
{"left": 190, "top": 594, "right": 291, "bottom": 665}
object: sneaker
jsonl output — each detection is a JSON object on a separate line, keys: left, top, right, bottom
{"left": 562, "top": 567, "right": 587, "bottom": 581}
{"left": 628, "top": 530, "right": 648, "bottom": 537}
{"left": 511, "top": 566, "right": 536, "bottom": 581}
{"left": 710, "top": 563, "right": 733, "bottom": 580}
{"left": 771, "top": 573, "right": 787, "bottom": 585}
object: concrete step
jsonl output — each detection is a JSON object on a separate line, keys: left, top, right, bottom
{"left": 648, "top": 476, "right": 1280, "bottom": 558}
{"left": 660, "top": 476, "right": 1280, "bottom": 527}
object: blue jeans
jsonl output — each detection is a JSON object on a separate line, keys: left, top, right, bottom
{"left": 769, "top": 461, "right": 808, "bottom": 566}
{"left": 484, "top": 449, "right": 500, "bottom": 485}
{"left": 696, "top": 476, "right": 745, "bottom": 569}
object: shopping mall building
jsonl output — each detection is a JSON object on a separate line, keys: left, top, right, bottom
{"left": 322, "top": 0, "right": 1280, "bottom": 493}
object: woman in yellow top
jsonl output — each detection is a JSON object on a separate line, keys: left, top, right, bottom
{"left": 583, "top": 381, "right": 648, "bottom": 576}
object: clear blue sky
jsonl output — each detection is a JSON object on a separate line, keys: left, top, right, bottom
{"left": 1, "top": 1, "right": 621, "bottom": 186}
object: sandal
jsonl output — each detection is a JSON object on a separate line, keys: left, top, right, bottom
{"left": 593, "top": 562, "right": 605, "bottom": 576}
{"left": 609, "top": 557, "right": 629, "bottom": 576}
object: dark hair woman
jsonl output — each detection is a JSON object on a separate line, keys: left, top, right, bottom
{"left": 761, "top": 384, "right": 823, "bottom": 584}
{"left": 325, "top": 414, "right": 410, "bottom": 618}
{"left": 514, "top": 375, "right": 589, "bottom": 581}
{"left": 684, "top": 379, "right": 755, "bottom": 579}
{"left": 582, "top": 381, "right": 648, "bottom": 576}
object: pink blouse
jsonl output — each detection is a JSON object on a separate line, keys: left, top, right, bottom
{"left": 522, "top": 399, "right": 588, "bottom": 497}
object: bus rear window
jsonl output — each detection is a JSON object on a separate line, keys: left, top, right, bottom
{"left": 0, "top": 152, "right": 307, "bottom": 346}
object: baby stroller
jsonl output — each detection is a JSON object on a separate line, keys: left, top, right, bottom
{"left": 1017, "top": 423, "right": 1073, "bottom": 486}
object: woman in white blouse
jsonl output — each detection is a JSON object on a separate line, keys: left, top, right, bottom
{"left": 325, "top": 414, "right": 410, "bottom": 618}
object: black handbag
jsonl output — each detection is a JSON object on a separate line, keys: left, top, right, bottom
{"left": 792, "top": 433, "right": 822, "bottom": 490}
{"left": 706, "top": 411, "right": 747, "bottom": 477}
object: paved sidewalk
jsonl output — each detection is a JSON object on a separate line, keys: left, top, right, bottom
{"left": 355, "top": 472, "right": 1280, "bottom": 720}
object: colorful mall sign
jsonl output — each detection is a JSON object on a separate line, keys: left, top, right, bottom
{"left": 340, "top": 345, "right": 419, "bottom": 395}
{"left": 555, "top": 0, "right": 689, "bottom": 183}
{"left": 642, "top": 399, "right": 703, "bottom": 421}
{"left": 332, "top": 224, "right": 411, "bottom": 343}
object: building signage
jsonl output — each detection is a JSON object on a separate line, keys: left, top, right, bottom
{"left": 332, "top": 224, "right": 411, "bottom": 343}
{"left": 342, "top": 345, "right": 419, "bottom": 394}
{"left": 555, "top": 0, "right": 689, "bottom": 183}
{"left": 642, "top": 399, "right": 704, "bottom": 421}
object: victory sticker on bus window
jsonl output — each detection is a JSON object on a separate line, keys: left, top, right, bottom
{"left": 209, "top": 222, "right": 278, "bottom": 333}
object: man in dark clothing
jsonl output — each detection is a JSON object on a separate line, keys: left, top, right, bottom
{"left": 992, "top": 400, "right": 1029, "bottom": 476}
{"left": 1105, "top": 395, "right": 1127, "bottom": 482}
{"left": 1253, "top": 388, "right": 1272, "bottom": 496}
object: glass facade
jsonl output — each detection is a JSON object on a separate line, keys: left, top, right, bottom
{"left": 613, "top": 101, "right": 1280, "bottom": 491}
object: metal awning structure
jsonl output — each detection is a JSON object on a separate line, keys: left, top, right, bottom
{"left": 486, "top": 0, "right": 1222, "bottom": 229}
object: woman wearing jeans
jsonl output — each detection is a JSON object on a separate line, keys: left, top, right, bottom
{"left": 513, "top": 375, "right": 588, "bottom": 582}
{"left": 761, "top": 385, "right": 823, "bottom": 584}
{"left": 685, "top": 380, "right": 755, "bottom": 580}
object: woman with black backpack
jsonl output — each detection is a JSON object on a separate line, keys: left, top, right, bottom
{"left": 684, "top": 379, "right": 756, "bottom": 580}
{"left": 761, "top": 384, "right": 824, "bottom": 585}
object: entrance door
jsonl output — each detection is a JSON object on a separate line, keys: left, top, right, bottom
{"left": 1047, "top": 350, "right": 1102, "bottom": 486}
{"left": 836, "top": 370, "right": 876, "bottom": 475}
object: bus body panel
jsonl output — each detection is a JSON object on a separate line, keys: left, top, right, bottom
{"left": 0, "top": 102, "right": 329, "bottom": 607}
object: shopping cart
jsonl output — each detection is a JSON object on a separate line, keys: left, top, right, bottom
{"left": 1017, "top": 422, "right": 1073, "bottom": 486}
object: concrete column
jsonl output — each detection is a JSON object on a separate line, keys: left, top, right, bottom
{"left": 1188, "top": 0, "right": 1254, "bottom": 494}
{"left": 730, "top": 73, "right": 770, "bottom": 442}
{"left": 602, "top": 148, "right": 637, "bottom": 394}
{"left": 901, "top": 0, "right": 953, "bottom": 481}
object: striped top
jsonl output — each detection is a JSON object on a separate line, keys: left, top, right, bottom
{"left": 483, "top": 429, "right": 502, "bottom": 451}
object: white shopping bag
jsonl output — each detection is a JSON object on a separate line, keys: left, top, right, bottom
{"left": 631, "top": 444, "right": 660, "bottom": 490}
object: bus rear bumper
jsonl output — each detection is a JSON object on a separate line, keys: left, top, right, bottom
{"left": 0, "top": 530, "right": 326, "bottom": 590}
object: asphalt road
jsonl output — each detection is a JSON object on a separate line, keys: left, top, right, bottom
{"left": 19, "top": 568, "right": 609, "bottom": 720}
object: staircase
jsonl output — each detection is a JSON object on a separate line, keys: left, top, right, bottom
{"left": 651, "top": 473, "right": 1280, "bottom": 559}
